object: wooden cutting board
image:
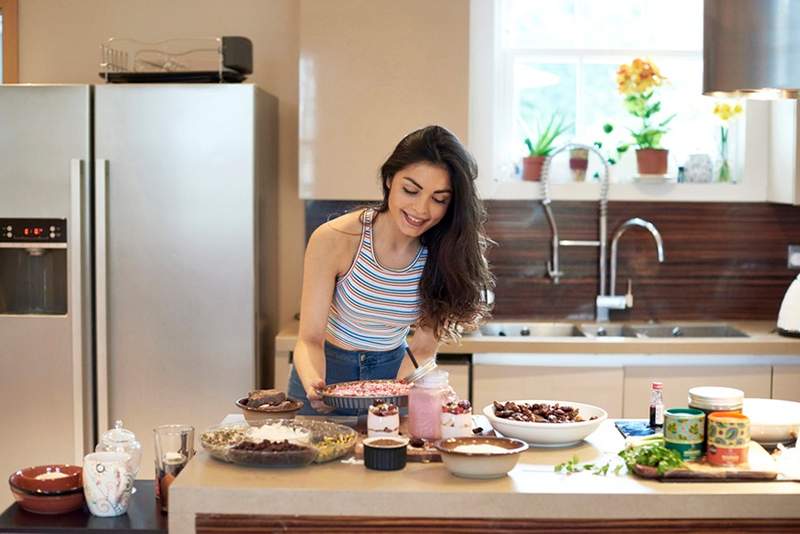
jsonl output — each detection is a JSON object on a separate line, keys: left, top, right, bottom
{"left": 633, "top": 442, "right": 778, "bottom": 481}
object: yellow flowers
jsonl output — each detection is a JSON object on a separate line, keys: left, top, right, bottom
{"left": 617, "top": 58, "right": 666, "bottom": 95}
{"left": 713, "top": 102, "right": 743, "bottom": 122}
{"left": 616, "top": 58, "right": 674, "bottom": 150}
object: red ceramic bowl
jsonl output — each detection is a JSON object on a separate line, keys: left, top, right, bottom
{"left": 8, "top": 484, "right": 84, "bottom": 514}
{"left": 11, "top": 465, "right": 82, "bottom": 494}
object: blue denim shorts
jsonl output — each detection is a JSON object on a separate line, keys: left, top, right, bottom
{"left": 287, "top": 340, "right": 406, "bottom": 416}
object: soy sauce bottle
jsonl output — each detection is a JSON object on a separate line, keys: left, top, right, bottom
{"left": 649, "top": 381, "right": 664, "bottom": 429}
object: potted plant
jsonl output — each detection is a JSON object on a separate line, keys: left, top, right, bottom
{"left": 522, "top": 113, "right": 570, "bottom": 181}
{"left": 616, "top": 58, "right": 674, "bottom": 175}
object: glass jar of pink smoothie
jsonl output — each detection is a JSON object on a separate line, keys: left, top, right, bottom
{"left": 408, "top": 370, "right": 455, "bottom": 440}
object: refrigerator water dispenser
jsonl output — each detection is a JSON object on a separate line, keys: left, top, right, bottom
{"left": 0, "top": 218, "right": 67, "bottom": 315}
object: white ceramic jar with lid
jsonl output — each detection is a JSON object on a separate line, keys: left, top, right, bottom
{"left": 95, "top": 420, "right": 142, "bottom": 479}
{"left": 688, "top": 386, "right": 744, "bottom": 412}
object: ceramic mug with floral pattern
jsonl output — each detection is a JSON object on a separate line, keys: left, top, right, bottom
{"left": 82, "top": 452, "right": 134, "bottom": 517}
{"left": 707, "top": 411, "right": 750, "bottom": 466}
{"left": 663, "top": 408, "right": 705, "bottom": 461}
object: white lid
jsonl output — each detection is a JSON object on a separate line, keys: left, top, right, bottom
{"left": 414, "top": 369, "right": 449, "bottom": 388}
{"left": 688, "top": 386, "right": 744, "bottom": 410}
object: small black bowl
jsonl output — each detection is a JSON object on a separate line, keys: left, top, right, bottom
{"left": 363, "top": 436, "right": 409, "bottom": 471}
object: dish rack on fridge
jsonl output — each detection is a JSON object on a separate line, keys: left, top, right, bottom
{"left": 99, "top": 36, "right": 252, "bottom": 83}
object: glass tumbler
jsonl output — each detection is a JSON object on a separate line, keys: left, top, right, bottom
{"left": 153, "top": 424, "right": 195, "bottom": 513}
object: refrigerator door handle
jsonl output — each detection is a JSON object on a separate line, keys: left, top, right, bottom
{"left": 70, "top": 159, "right": 87, "bottom": 464}
{"left": 95, "top": 158, "right": 109, "bottom": 434}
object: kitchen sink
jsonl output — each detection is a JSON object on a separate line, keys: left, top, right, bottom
{"left": 579, "top": 324, "right": 639, "bottom": 338}
{"left": 477, "top": 322, "right": 586, "bottom": 337}
{"left": 579, "top": 323, "right": 749, "bottom": 338}
{"left": 626, "top": 324, "right": 749, "bottom": 338}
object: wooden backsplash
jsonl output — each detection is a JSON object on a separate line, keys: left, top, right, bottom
{"left": 306, "top": 200, "right": 800, "bottom": 321}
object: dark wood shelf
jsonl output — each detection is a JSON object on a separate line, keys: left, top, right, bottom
{"left": 0, "top": 480, "right": 166, "bottom": 533}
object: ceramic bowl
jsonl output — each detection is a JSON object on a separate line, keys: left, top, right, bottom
{"left": 743, "top": 398, "right": 800, "bottom": 445}
{"left": 10, "top": 465, "right": 82, "bottom": 494}
{"left": 236, "top": 397, "right": 303, "bottom": 425}
{"left": 8, "top": 479, "right": 84, "bottom": 514}
{"left": 434, "top": 436, "right": 528, "bottom": 479}
{"left": 483, "top": 400, "right": 607, "bottom": 447}
{"left": 363, "top": 436, "right": 409, "bottom": 471}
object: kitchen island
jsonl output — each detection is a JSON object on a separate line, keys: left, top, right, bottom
{"left": 169, "top": 420, "right": 800, "bottom": 533}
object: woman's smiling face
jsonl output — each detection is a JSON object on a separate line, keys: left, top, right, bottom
{"left": 386, "top": 162, "right": 452, "bottom": 237}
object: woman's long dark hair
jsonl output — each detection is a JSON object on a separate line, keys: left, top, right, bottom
{"left": 376, "top": 125, "right": 494, "bottom": 341}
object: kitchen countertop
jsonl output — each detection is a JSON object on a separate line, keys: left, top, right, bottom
{"left": 276, "top": 320, "right": 800, "bottom": 355}
{"left": 168, "top": 419, "right": 800, "bottom": 534}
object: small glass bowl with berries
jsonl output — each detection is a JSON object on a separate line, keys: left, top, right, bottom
{"left": 367, "top": 400, "right": 400, "bottom": 438}
{"left": 440, "top": 400, "right": 473, "bottom": 439}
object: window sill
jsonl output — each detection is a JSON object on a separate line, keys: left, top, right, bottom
{"left": 478, "top": 180, "right": 766, "bottom": 202}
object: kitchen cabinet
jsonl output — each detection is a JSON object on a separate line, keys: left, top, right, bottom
{"left": 767, "top": 100, "right": 800, "bottom": 205}
{"left": 472, "top": 358, "right": 624, "bottom": 417}
{"left": 437, "top": 354, "right": 471, "bottom": 403}
{"left": 298, "top": 0, "right": 469, "bottom": 199}
{"left": 622, "top": 365, "right": 772, "bottom": 418}
{"left": 772, "top": 365, "right": 800, "bottom": 402}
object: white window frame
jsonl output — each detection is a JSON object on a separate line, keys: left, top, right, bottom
{"left": 468, "top": 0, "right": 772, "bottom": 203}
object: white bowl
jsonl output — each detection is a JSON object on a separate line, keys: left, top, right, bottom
{"left": 434, "top": 437, "right": 528, "bottom": 479}
{"left": 742, "top": 398, "right": 800, "bottom": 445}
{"left": 483, "top": 400, "right": 607, "bottom": 447}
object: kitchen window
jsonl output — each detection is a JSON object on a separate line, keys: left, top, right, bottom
{"left": 470, "top": 0, "right": 762, "bottom": 199}
{"left": 0, "top": 0, "right": 19, "bottom": 83}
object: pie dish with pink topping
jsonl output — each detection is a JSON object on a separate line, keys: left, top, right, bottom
{"left": 322, "top": 380, "right": 410, "bottom": 410}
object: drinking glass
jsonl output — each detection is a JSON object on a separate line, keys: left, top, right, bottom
{"left": 153, "top": 424, "right": 194, "bottom": 513}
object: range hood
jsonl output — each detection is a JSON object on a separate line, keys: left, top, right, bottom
{"left": 704, "top": 0, "right": 800, "bottom": 99}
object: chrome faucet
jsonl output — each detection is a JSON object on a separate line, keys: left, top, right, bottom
{"left": 540, "top": 143, "right": 610, "bottom": 289}
{"left": 540, "top": 145, "right": 665, "bottom": 321}
{"left": 596, "top": 217, "right": 665, "bottom": 322}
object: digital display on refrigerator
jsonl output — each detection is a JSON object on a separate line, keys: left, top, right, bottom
{"left": 0, "top": 218, "right": 67, "bottom": 242}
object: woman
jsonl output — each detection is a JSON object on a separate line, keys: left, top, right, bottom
{"left": 288, "top": 125, "right": 493, "bottom": 414}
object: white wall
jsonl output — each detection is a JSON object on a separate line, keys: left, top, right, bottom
{"left": 17, "top": 0, "right": 305, "bottom": 335}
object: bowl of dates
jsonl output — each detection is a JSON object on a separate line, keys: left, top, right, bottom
{"left": 482, "top": 400, "right": 607, "bottom": 447}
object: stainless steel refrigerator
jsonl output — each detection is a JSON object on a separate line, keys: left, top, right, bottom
{"left": 0, "top": 84, "right": 278, "bottom": 502}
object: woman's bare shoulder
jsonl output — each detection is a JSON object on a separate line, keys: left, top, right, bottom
{"left": 307, "top": 210, "right": 365, "bottom": 264}
{"left": 325, "top": 210, "right": 366, "bottom": 236}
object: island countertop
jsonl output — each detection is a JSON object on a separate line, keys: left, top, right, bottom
{"left": 168, "top": 420, "right": 800, "bottom": 534}
{"left": 276, "top": 320, "right": 800, "bottom": 355}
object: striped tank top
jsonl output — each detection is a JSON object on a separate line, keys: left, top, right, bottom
{"left": 326, "top": 208, "right": 428, "bottom": 351}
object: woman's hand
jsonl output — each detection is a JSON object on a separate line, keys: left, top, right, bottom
{"left": 307, "top": 378, "right": 334, "bottom": 414}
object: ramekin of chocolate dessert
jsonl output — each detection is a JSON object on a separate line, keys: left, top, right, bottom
{"left": 362, "top": 436, "right": 409, "bottom": 471}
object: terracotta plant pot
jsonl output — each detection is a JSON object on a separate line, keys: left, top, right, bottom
{"left": 636, "top": 148, "right": 668, "bottom": 175}
{"left": 522, "top": 156, "right": 546, "bottom": 181}
{"left": 569, "top": 148, "right": 589, "bottom": 182}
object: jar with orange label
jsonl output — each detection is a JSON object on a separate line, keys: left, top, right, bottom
{"left": 706, "top": 411, "right": 750, "bottom": 466}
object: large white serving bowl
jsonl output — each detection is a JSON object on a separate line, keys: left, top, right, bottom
{"left": 743, "top": 398, "right": 800, "bottom": 445}
{"left": 483, "top": 400, "right": 608, "bottom": 447}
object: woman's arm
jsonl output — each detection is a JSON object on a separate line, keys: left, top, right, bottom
{"left": 293, "top": 226, "right": 341, "bottom": 412}
{"left": 397, "top": 325, "right": 439, "bottom": 380}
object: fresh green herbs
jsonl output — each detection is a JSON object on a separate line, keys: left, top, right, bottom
{"left": 554, "top": 436, "right": 683, "bottom": 477}
{"left": 554, "top": 455, "right": 623, "bottom": 476}
{"left": 618, "top": 437, "right": 684, "bottom": 475}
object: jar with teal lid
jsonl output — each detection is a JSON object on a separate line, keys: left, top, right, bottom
{"left": 663, "top": 408, "right": 705, "bottom": 461}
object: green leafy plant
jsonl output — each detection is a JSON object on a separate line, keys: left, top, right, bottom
{"left": 524, "top": 113, "right": 571, "bottom": 157}
{"left": 618, "top": 437, "right": 685, "bottom": 476}
{"left": 591, "top": 123, "right": 629, "bottom": 179}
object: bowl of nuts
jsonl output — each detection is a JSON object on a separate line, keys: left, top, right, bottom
{"left": 483, "top": 400, "right": 607, "bottom": 447}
